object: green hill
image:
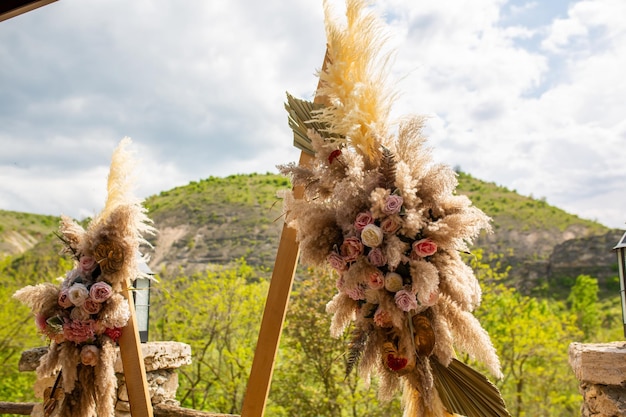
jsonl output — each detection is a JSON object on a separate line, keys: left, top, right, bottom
{"left": 0, "top": 172, "right": 621, "bottom": 297}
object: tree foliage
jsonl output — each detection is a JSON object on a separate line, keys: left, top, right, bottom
{"left": 150, "top": 260, "right": 268, "bottom": 414}
{"left": 470, "top": 251, "right": 583, "bottom": 417}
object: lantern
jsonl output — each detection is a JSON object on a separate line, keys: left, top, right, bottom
{"left": 134, "top": 255, "right": 153, "bottom": 343}
{"left": 613, "top": 231, "right": 626, "bottom": 338}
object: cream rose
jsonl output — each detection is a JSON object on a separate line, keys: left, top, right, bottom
{"left": 384, "top": 272, "right": 404, "bottom": 292}
{"left": 68, "top": 283, "right": 89, "bottom": 307}
{"left": 361, "top": 224, "right": 383, "bottom": 248}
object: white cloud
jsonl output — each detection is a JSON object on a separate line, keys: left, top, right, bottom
{"left": 0, "top": 0, "right": 624, "bottom": 229}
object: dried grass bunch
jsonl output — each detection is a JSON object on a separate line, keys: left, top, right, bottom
{"left": 279, "top": 1, "right": 510, "bottom": 416}
{"left": 14, "top": 138, "right": 155, "bottom": 417}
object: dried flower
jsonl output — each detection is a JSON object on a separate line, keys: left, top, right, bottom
{"left": 328, "top": 149, "right": 342, "bottom": 164}
{"left": 386, "top": 353, "right": 408, "bottom": 371}
{"left": 94, "top": 240, "right": 125, "bottom": 274}
{"left": 412, "top": 238, "right": 438, "bottom": 258}
{"left": 67, "top": 283, "right": 89, "bottom": 307}
{"left": 361, "top": 224, "right": 383, "bottom": 248}
{"left": 80, "top": 344, "right": 100, "bottom": 366}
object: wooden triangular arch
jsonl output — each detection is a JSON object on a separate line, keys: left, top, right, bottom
{"left": 240, "top": 51, "right": 330, "bottom": 417}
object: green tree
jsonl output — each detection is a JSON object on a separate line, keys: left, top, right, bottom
{"left": 470, "top": 251, "right": 583, "bottom": 417}
{"left": 270, "top": 269, "right": 401, "bottom": 417}
{"left": 150, "top": 260, "right": 268, "bottom": 414}
{"left": 567, "top": 274, "right": 600, "bottom": 340}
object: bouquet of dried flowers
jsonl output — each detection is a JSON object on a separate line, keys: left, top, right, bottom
{"left": 14, "top": 138, "right": 155, "bottom": 417}
{"left": 279, "top": 1, "right": 510, "bottom": 416}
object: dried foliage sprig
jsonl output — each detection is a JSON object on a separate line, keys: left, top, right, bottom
{"left": 14, "top": 137, "right": 155, "bottom": 417}
{"left": 279, "top": 1, "right": 510, "bottom": 416}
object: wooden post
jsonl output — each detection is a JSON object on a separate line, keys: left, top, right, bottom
{"left": 240, "top": 51, "right": 329, "bottom": 417}
{"left": 118, "top": 280, "right": 154, "bottom": 417}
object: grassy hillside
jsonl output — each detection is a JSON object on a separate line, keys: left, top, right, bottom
{"left": 0, "top": 210, "right": 59, "bottom": 258}
{"left": 0, "top": 172, "right": 617, "bottom": 295}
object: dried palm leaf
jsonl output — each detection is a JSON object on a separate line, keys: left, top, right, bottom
{"left": 285, "top": 93, "right": 330, "bottom": 155}
{"left": 431, "top": 358, "right": 510, "bottom": 417}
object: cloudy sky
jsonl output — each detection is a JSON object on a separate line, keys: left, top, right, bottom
{"left": 1, "top": 0, "right": 625, "bottom": 229}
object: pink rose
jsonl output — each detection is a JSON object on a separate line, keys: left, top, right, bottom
{"left": 345, "top": 285, "right": 366, "bottom": 301}
{"left": 35, "top": 313, "right": 49, "bottom": 333}
{"left": 79, "top": 256, "right": 97, "bottom": 275}
{"left": 395, "top": 289, "right": 418, "bottom": 312}
{"left": 354, "top": 211, "right": 375, "bottom": 231}
{"left": 367, "top": 248, "right": 387, "bottom": 267}
{"left": 336, "top": 276, "right": 346, "bottom": 290}
{"left": 58, "top": 288, "right": 73, "bottom": 308}
{"left": 380, "top": 216, "right": 402, "bottom": 234}
{"left": 327, "top": 252, "right": 347, "bottom": 272}
{"left": 82, "top": 298, "right": 102, "bottom": 315}
{"left": 373, "top": 309, "right": 393, "bottom": 328}
{"left": 368, "top": 270, "right": 385, "bottom": 290}
{"left": 383, "top": 195, "right": 403, "bottom": 215}
{"left": 68, "top": 283, "right": 89, "bottom": 306}
{"left": 63, "top": 319, "right": 96, "bottom": 344}
{"left": 80, "top": 344, "right": 100, "bottom": 366}
{"left": 412, "top": 238, "right": 438, "bottom": 258}
{"left": 340, "top": 237, "right": 364, "bottom": 262}
{"left": 90, "top": 281, "right": 113, "bottom": 303}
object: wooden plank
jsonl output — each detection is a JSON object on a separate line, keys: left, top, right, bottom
{"left": 240, "top": 51, "right": 329, "bottom": 417}
{"left": 118, "top": 280, "right": 154, "bottom": 417}
{"left": 0, "top": 0, "right": 58, "bottom": 22}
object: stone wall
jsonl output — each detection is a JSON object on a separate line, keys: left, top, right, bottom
{"left": 19, "top": 341, "right": 192, "bottom": 416}
{"left": 569, "top": 342, "right": 626, "bottom": 417}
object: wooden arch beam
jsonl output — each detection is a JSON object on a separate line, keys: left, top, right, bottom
{"left": 240, "top": 51, "right": 329, "bottom": 417}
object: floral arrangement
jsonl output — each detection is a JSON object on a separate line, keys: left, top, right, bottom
{"left": 280, "top": 1, "right": 510, "bottom": 416}
{"left": 14, "top": 138, "right": 155, "bottom": 417}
